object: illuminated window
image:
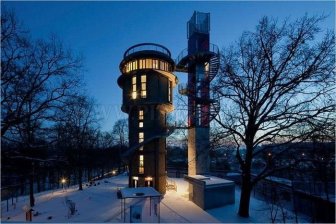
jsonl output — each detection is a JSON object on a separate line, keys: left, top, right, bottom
{"left": 139, "top": 132, "right": 144, "bottom": 143}
{"left": 139, "top": 146, "right": 143, "bottom": 151}
{"left": 132, "top": 76, "right": 137, "bottom": 99}
{"left": 126, "top": 62, "right": 131, "bottom": 72}
{"left": 168, "top": 81, "right": 172, "bottom": 102}
{"left": 139, "top": 122, "right": 143, "bottom": 128}
{"left": 141, "top": 74, "right": 147, "bottom": 98}
{"left": 132, "top": 60, "right": 138, "bottom": 70}
{"left": 160, "top": 61, "right": 164, "bottom": 70}
{"left": 139, "top": 59, "right": 145, "bottom": 69}
{"left": 139, "top": 109, "right": 144, "bottom": 120}
{"left": 139, "top": 155, "right": 144, "bottom": 174}
{"left": 124, "top": 59, "right": 172, "bottom": 72}
{"left": 153, "top": 59, "right": 159, "bottom": 69}
{"left": 145, "top": 59, "right": 152, "bottom": 68}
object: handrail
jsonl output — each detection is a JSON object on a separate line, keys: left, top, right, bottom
{"left": 175, "top": 43, "right": 219, "bottom": 65}
{"left": 124, "top": 43, "right": 171, "bottom": 58}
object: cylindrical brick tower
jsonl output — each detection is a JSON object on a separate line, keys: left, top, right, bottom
{"left": 117, "top": 43, "right": 177, "bottom": 194}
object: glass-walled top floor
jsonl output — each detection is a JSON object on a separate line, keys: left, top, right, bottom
{"left": 122, "top": 58, "right": 173, "bottom": 74}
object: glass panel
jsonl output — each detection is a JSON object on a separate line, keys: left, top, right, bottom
{"left": 126, "top": 63, "right": 130, "bottom": 72}
{"left": 160, "top": 61, "right": 164, "bottom": 70}
{"left": 139, "top": 59, "right": 144, "bottom": 69}
{"left": 133, "top": 60, "right": 137, "bottom": 70}
{"left": 139, "top": 122, "right": 143, "bottom": 128}
{"left": 132, "top": 76, "right": 136, "bottom": 84}
{"left": 141, "top": 75, "right": 146, "bottom": 82}
{"left": 153, "top": 59, "right": 159, "bottom": 69}
{"left": 146, "top": 59, "right": 152, "bottom": 68}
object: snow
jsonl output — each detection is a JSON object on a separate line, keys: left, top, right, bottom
{"left": 1, "top": 174, "right": 309, "bottom": 223}
{"left": 120, "top": 187, "right": 161, "bottom": 198}
{"left": 265, "top": 176, "right": 292, "bottom": 187}
{"left": 187, "top": 175, "right": 234, "bottom": 186}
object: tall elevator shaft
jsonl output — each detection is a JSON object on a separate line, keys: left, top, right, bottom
{"left": 176, "top": 11, "right": 220, "bottom": 175}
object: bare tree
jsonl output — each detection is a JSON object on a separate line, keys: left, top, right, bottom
{"left": 56, "top": 95, "right": 99, "bottom": 190}
{"left": 1, "top": 9, "right": 83, "bottom": 207}
{"left": 213, "top": 15, "right": 335, "bottom": 217}
{"left": 112, "top": 118, "right": 128, "bottom": 147}
{"left": 1, "top": 10, "right": 82, "bottom": 137}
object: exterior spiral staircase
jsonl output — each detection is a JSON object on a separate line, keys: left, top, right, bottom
{"left": 176, "top": 44, "right": 220, "bottom": 125}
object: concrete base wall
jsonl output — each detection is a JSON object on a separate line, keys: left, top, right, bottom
{"left": 185, "top": 175, "right": 235, "bottom": 210}
{"left": 188, "top": 127, "right": 210, "bottom": 175}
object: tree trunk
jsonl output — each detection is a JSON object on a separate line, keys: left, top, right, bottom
{"left": 29, "top": 174, "right": 35, "bottom": 207}
{"left": 37, "top": 174, "right": 41, "bottom": 193}
{"left": 78, "top": 167, "right": 83, "bottom": 190}
{"left": 87, "top": 168, "right": 92, "bottom": 182}
{"left": 238, "top": 170, "right": 252, "bottom": 217}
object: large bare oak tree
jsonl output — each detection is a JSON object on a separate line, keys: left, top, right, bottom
{"left": 213, "top": 15, "right": 335, "bottom": 217}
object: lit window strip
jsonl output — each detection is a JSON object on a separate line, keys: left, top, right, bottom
{"left": 139, "top": 155, "right": 144, "bottom": 174}
{"left": 124, "top": 59, "right": 170, "bottom": 73}
{"left": 132, "top": 76, "right": 137, "bottom": 99}
{"left": 141, "top": 74, "right": 147, "bottom": 98}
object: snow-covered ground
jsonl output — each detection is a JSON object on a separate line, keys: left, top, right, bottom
{"left": 1, "top": 174, "right": 309, "bottom": 223}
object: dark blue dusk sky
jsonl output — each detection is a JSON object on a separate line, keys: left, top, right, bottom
{"left": 2, "top": 1, "right": 334, "bottom": 131}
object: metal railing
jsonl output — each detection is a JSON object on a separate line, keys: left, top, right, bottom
{"left": 124, "top": 43, "right": 171, "bottom": 58}
{"left": 175, "top": 43, "right": 219, "bottom": 65}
